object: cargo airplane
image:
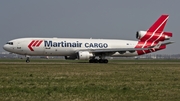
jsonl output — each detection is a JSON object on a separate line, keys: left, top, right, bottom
{"left": 3, "top": 15, "right": 174, "bottom": 63}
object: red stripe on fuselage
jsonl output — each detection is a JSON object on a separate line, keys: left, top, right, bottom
{"left": 28, "top": 40, "right": 35, "bottom": 51}
{"left": 36, "top": 40, "right": 43, "bottom": 47}
{"left": 136, "top": 41, "right": 145, "bottom": 55}
{"left": 32, "top": 40, "right": 39, "bottom": 47}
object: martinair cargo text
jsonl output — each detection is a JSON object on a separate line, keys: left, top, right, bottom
{"left": 3, "top": 15, "right": 174, "bottom": 63}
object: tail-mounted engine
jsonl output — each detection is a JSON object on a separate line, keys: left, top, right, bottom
{"left": 136, "top": 31, "right": 172, "bottom": 41}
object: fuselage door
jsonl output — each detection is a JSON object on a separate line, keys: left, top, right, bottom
{"left": 15, "top": 42, "right": 26, "bottom": 54}
{"left": 17, "top": 42, "right": 23, "bottom": 51}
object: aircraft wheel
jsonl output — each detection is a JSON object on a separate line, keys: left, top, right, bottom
{"left": 104, "top": 59, "right": 108, "bottom": 63}
{"left": 99, "top": 59, "right": 103, "bottom": 63}
{"left": 89, "top": 59, "right": 96, "bottom": 63}
{"left": 89, "top": 59, "right": 99, "bottom": 63}
{"left": 26, "top": 60, "right": 30, "bottom": 63}
{"left": 89, "top": 59, "right": 93, "bottom": 63}
{"left": 98, "top": 59, "right": 108, "bottom": 63}
{"left": 94, "top": 59, "right": 98, "bottom": 63}
{"left": 26, "top": 57, "right": 30, "bottom": 63}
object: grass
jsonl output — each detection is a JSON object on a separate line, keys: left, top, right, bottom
{"left": 0, "top": 59, "right": 180, "bottom": 101}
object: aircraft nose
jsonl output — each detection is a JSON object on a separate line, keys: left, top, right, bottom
{"left": 3, "top": 44, "right": 9, "bottom": 51}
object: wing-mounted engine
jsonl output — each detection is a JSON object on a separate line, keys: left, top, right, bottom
{"left": 78, "top": 51, "right": 94, "bottom": 60}
{"left": 136, "top": 31, "right": 172, "bottom": 41}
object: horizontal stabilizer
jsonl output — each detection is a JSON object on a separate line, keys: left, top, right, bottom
{"left": 148, "top": 41, "right": 174, "bottom": 49}
{"left": 161, "top": 41, "right": 174, "bottom": 45}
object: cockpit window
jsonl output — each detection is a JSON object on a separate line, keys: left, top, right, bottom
{"left": 6, "top": 42, "right": 13, "bottom": 45}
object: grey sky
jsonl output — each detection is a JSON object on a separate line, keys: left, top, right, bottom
{"left": 0, "top": 0, "right": 179, "bottom": 54}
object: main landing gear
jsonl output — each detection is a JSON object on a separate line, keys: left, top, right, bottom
{"left": 89, "top": 59, "right": 108, "bottom": 63}
{"left": 89, "top": 54, "right": 109, "bottom": 63}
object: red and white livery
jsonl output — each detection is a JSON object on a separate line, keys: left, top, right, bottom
{"left": 3, "top": 15, "right": 174, "bottom": 63}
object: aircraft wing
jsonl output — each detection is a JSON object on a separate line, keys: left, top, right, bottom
{"left": 77, "top": 47, "right": 151, "bottom": 53}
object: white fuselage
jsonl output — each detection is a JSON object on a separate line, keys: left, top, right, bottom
{"left": 3, "top": 38, "right": 139, "bottom": 57}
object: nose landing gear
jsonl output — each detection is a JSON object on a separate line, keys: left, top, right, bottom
{"left": 26, "top": 57, "right": 30, "bottom": 63}
{"left": 25, "top": 55, "right": 30, "bottom": 63}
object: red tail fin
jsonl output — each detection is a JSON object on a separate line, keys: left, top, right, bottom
{"left": 148, "top": 14, "right": 169, "bottom": 32}
{"left": 140, "top": 15, "right": 169, "bottom": 41}
{"left": 135, "top": 15, "right": 170, "bottom": 55}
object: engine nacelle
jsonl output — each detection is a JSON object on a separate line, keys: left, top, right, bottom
{"left": 65, "top": 55, "right": 77, "bottom": 60}
{"left": 78, "top": 51, "right": 93, "bottom": 60}
{"left": 136, "top": 31, "right": 172, "bottom": 41}
{"left": 136, "top": 31, "right": 147, "bottom": 39}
